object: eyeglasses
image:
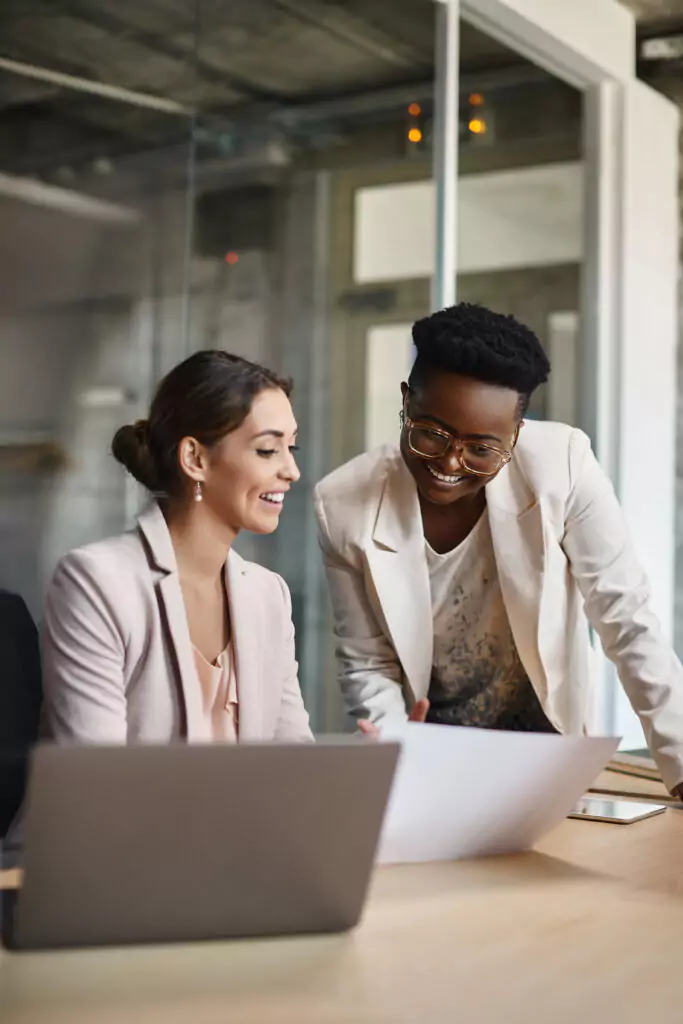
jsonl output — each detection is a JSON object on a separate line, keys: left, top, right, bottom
{"left": 402, "top": 410, "right": 514, "bottom": 477}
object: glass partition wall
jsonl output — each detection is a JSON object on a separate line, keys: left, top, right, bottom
{"left": 0, "top": 0, "right": 438, "bottom": 731}
{"left": 1, "top": 1, "right": 675, "bottom": 740}
{"left": 0, "top": 4, "right": 196, "bottom": 618}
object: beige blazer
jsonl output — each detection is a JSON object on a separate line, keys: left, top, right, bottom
{"left": 314, "top": 422, "right": 683, "bottom": 792}
{"left": 42, "top": 503, "right": 312, "bottom": 744}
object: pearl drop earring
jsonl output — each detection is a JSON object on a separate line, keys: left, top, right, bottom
{"left": 194, "top": 481, "right": 203, "bottom": 503}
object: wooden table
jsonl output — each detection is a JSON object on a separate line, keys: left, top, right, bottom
{"left": 2, "top": 774, "right": 682, "bottom": 1024}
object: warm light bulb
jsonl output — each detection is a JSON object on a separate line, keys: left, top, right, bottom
{"left": 468, "top": 118, "right": 486, "bottom": 135}
{"left": 408, "top": 127, "right": 423, "bottom": 143}
{"left": 408, "top": 102, "right": 422, "bottom": 117}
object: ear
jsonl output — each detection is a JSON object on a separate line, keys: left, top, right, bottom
{"left": 400, "top": 381, "right": 409, "bottom": 400}
{"left": 177, "top": 436, "right": 209, "bottom": 484}
{"left": 513, "top": 421, "right": 524, "bottom": 447}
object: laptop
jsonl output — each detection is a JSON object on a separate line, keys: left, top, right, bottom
{"left": 2, "top": 739, "right": 399, "bottom": 951}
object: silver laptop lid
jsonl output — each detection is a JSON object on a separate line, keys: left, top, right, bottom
{"left": 10, "top": 739, "right": 400, "bottom": 950}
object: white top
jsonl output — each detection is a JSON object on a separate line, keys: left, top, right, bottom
{"left": 425, "top": 509, "right": 552, "bottom": 731}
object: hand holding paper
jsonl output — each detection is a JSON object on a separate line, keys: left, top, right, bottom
{"left": 358, "top": 699, "right": 430, "bottom": 738}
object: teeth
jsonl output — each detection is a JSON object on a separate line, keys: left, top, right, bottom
{"left": 261, "top": 492, "right": 285, "bottom": 504}
{"left": 427, "top": 464, "right": 466, "bottom": 485}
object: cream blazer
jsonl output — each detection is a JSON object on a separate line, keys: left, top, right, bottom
{"left": 42, "top": 503, "right": 312, "bottom": 744}
{"left": 314, "top": 422, "right": 683, "bottom": 792}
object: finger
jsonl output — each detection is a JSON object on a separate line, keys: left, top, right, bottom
{"left": 357, "top": 719, "right": 379, "bottom": 739}
{"left": 408, "top": 698, "right": 430, "bottom": 723}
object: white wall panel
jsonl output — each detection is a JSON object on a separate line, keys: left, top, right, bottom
{"left": 617, "top": 81, "right": 679, "bottom": 640}
{"left": 459, "top": 0, "right": 634, "bottom": 87}
{"left": 354, "top": 162, "right": 583, "bottom": 284}
{"left": 365, "top": 324, "right": 414, "bottom": 451}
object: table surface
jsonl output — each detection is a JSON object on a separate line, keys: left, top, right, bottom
{"left": 2, "top": 770, "right": 682, "bottom": 1024}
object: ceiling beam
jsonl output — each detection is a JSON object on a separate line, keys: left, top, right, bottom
{"left": 273, "top": 0, "right": 428, "bottom": 68}
{"left": 0, "top": 55, "right": 192, "bottom": 115}
{"left": 52, "top": 0, "right": 289, "bottom": 106}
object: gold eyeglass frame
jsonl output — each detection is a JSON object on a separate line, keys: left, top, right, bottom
{"left": 401, "top": 405, "right": 517, "bottom": 478}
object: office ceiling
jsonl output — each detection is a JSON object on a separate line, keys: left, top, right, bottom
{"left": 0, "top": 0, "right": 680, "bottom": 178}
{"left": 623, "top": 0, "right": 683, "bottom": 27}
{"left": 0, "top": 0, "right": 538, "bottom": 177}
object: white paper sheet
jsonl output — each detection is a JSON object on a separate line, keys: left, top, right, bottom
{"left": 377, "top": 723, "right": 619, "bottom": 864}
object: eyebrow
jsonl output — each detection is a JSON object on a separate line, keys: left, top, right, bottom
{"left": 414, "top": 413, "right": 502, "bottom": 445}
{"left": 251, "top": 428, "right": 298, "bottom": 441}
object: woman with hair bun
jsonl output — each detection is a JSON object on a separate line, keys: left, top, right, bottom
{"left": 42, "top": 350, "right": 312, "bottom": 744}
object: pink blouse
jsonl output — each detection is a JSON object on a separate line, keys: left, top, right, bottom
{"left": 192, "top": 642, "right": 239, "bottom": 741}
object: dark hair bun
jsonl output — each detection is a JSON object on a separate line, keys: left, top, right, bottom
{"left": 111, "top": 420, "right": 160, "bottom": 492}
{"left": 111, "top": 350, "right": 292, "bottom": 498}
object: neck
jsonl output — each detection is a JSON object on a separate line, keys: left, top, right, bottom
{"left": 419, "top": 489, "right": 486, "bottom": 553}
{"left": 421, "top": 488, "right": 486, "bottom": 524}
{"left": 163, "top": 500, "right": 237, "bottom": 583}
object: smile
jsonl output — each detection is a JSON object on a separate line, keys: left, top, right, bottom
{"left": 426, "top": 464, "right": 469, "bottom": 487}
{"left": 260, "top": 492, "right": 285, "bottom": 506}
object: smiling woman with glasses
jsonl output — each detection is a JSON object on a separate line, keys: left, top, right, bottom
{"left": 315, "top": 302, "right": 683, "bottom": 798}
{"left": 402, "top": 407, "right": 515, "bottom": 475}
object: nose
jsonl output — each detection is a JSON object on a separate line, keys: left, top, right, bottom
{"left": 280, "top": 448, "right": 301, "bottom": 484}
{"left": 439, "top": 444, "right": 464, "bottom": 475}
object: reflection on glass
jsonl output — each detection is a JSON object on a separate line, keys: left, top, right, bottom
{"left": 456, "top": 18, "right": 583, "bottom": 425}
{"left": 188, "top": 1, "right": 437, "bottom": 726}
{"left": 0, "top": 4, "right": 198, "bottom": 617}
{"left": 2, "top": 0, "right": 443, "bottom": 730}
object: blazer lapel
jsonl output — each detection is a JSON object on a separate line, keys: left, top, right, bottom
{"left": 226, "top": 552, "right": 263, "bottom": 740}
{"left": 486, "top": 461, "right": 548, "bottom": 700}
{"left": 137, "top": 503, "right": 207, "bottom": 741}
{"left": 364, "top": 447, "right": 550, "bottom": 707}
{"left": 366, "top": 452, "right": 433, "bottom": 703}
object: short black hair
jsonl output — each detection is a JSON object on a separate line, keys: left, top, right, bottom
{"left": 409, "top": 303, "right": 550, "bottom": 416}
